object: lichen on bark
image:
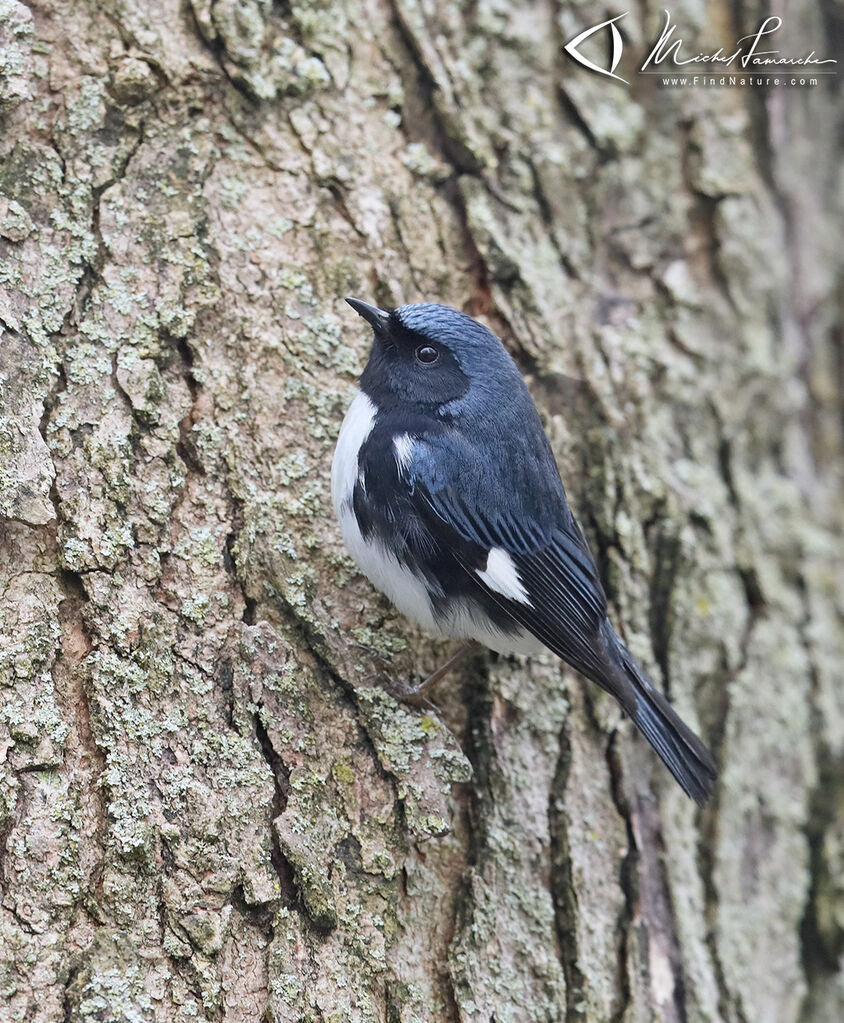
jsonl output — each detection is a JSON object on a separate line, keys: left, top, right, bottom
{"left": 0, "top": 1, "right": 841, "bottom": 1021}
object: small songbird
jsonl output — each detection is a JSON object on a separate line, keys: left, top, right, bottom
{"left": 332, "top": 298, "right": 717, "bottom": 804}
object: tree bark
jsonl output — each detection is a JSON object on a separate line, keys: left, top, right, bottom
{"left": 1, "top": 1, "right": 841, "bottom": 1021}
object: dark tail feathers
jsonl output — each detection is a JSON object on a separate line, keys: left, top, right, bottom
{"left": 606, "top": 626, "right": 718, "bottom": 805}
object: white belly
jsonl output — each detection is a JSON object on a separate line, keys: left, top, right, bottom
{"left": 331, "top": 390, "right": 544, "bottom": 656}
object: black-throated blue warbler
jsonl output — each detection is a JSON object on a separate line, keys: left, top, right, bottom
{"left": 332, "top": 298, "right": 717, "bottom": 804}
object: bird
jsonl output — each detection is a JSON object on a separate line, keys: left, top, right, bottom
{"left": 332, "top": 298, "right": 717, "bottom": 804}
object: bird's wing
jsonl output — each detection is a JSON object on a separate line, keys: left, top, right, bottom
{"left": 393, "top": 429, "right": 718, "bottom": 805}
{"left": 401, "top": 431, "right": 612, "bottom": 680}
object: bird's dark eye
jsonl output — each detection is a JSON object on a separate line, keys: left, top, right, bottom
{"left": 415, "top": 345, "right": 439, "bottom": 365}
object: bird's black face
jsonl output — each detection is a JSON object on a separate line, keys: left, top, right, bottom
{"left": 351, "top": 298, "right": 471, "bottom": 412}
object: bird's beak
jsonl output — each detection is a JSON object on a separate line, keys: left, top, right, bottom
{"left": 345, "top": 297, "right": 390, "bottom": 335}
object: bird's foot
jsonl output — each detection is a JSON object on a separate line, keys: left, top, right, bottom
{"left": 384, "top": 676, "right": 438, "bottom": 709}
{"left": 354, "top": 671, "right": 434, "bottom": 709}
{"left": 382, "top": 641, "right": 480, "bottom": 709}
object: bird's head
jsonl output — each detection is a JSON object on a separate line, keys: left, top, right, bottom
{"left": 347, "top": 298, "right": 519, "bottom": 413}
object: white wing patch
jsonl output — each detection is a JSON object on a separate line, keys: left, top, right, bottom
{"left": 393, "top": 433, "right": 415, "bottom": 474}
{"left": 476, "top": 547, "right": 532, "bottom": 606}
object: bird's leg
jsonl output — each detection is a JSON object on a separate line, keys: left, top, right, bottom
{"left": 390, "top": 640, "right": 479, "bottom": 707}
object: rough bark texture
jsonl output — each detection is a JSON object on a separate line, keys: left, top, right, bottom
{"left": 1, "top": 1, "right": 842, "bottom": 1021}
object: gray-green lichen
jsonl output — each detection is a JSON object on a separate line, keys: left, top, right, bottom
{"left": 0, "top": 0, "right": 33, "bottom": 110}
{"left": 0, "top": 0, "right": 841, "bottom": 1021}
{"left": 0, "top": 330, "right": 56, "bottom": 525}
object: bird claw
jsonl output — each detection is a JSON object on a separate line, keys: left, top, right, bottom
{"left": 354, "top": 671, "right": 436, "bottom": 709}
{"left": 384, "top": 677, "right": 437, "bottom": 710}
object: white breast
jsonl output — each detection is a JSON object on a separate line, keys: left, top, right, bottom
{"left": 331, "top": 390, "right": 377, "bottom": 519}
{"left": 331, "top": 391, "right": 440, "bottom": 632}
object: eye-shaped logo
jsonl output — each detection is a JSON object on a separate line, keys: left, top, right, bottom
{"left": 563, "top": 12, "right": 629, "bottom": 84}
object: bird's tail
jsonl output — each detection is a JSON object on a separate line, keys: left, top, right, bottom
{"left": 603, "top": 623, "right": 717, "bottom": 806}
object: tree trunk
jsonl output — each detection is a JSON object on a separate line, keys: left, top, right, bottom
{"left": 1, "top": 1, "right": 841, "bottom": 1020}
